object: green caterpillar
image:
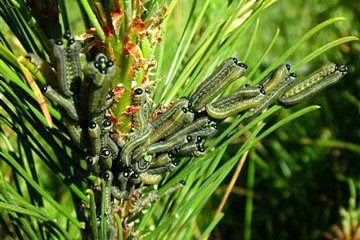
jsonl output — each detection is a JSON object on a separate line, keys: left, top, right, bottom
{"left": 50, "top": 32, "right": 81, "bottom": 97}
{"left": 190, "top": 58, "right": 248, "bottom": 111}
{"left": 246, "top": 73, "right": 297, "bottom": 118}
{"left": 146, "top": 99, "right": 194, "bottom": 145}
{"left": 278, "top": 64, "right": 348, "bottom": 106}
{"left": 82, "top": 54, "right": 116, "bottom": 117}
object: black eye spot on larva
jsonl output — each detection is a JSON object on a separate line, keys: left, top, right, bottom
{"left": 186, "top": 135, "right": 192, "bottom": 142}
{"left": 198, "top": 146, "right": 205, "bottom": 152}
{"left": 89, "top": 121, "right": 97, "bottom": 129}
{"left": 98, "top": 56, "right": 106, "bottom": 63}
{"left": 55, "top": 39, "right": 63, "bottom": 45}
{"left": 106, "top": 60, "right": 114, "bottom": 67}
{"left": 180, "top": 180, "right": 186, "bottom": 185}
{"left": 238, "top": 63, "right": 247, "bottom": 69}
{"left": 132, "top": 173, "right": 139, "bottom": 179}
{"left": 196, "top": 142, "right": 201, "bottom": 149}
{"left": 244, "top": 84, "right": 250, "bottom": 88}
{"left": 259, "top": 85, "right": 266, "bottom": 95}
{"left": 103, "top": 119, "right": 112, "bottom": 127}
{"left": 94, "top": 61, "right": 100, "bottom": 69}
{"left": 104, "top": 172, "right": 110, "bottom": 180}
{"left": 101, "top": 149, "right": 111, "bottom": 156}
{"left": 41, "top": 85, "right": 48, "bottom": 93}
{"left": 172, "top": 159, "right": 179, "bottom": 166}
{"left": 63, "top": 30, "right": 71, "bottom": 40}
{"left": 285, "top": 64, "right": 291, "bottom": 70}
{"left": 196, "top": 136, "right": 202, "bottom": 142}
{"left": 86, "top": 156, "right": 93, "bottom": 165}
{"left": 100, "top": 69, "right": 107, "bottom": 74}
{"left": 123, "top": 171, "right": 129, "bottom": 178}
{"left": 231, "top": 57, "right": 238, "bottom": 64}
{"left": 188, "top": 101, "right": 193, "bottom": 108}
{"left": 290, "top": 73, "right": 297, "bottom": 79}
{"left": 106, "top": 92, "right": 113, "bottom": 100}
{"left": 168, "top": 153, "right": 173, "bottom": 158}
{"left": 68, "top": 39, "right": 75, "bottom": 45}
{"left": 134, "top": 88, "right": 143, "bottom": 95}
{"left": 182, "top": 107, "right": 187, "bottom": 113}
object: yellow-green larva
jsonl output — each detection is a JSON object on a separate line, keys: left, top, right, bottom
{"left": 104, "top": 171, "right": 113, "bottom": 214}
{"left": 246, "top": 73, "right": 297, "bottom": 118}
{"left": 205, "top": 93, "right": 264, "bottom": 119}
{"left": 139, "top": 172, "right": 164, "bottom": 185}
{"left": 42, "top": 85, "right": 79, "bottom": 121}
{"left": 145, "top": 135, "right": 190, "bottom": 154}
{"left": 189, "top": 125, "right": 218, "bottom": 139}
{"left": 82, "top": 54, "right": 116, "bottom": 117}
{"left": 146, "top": 99, "right": 194, "bottom": 145}
{"left": 51, "top": 38, "right": 82, "bottom": 97}
{"left": 278, "top": 64, "right": 348, "bottom": 106}
{"left": 166, "top": 117, "right": 210, "bottom": 141}
{"left": 260, "top": 64, "right": 291, "bottom": 94}
{"left": 215, "top": 85, "right": 262, "bottom": 105}
{"left": 121, "top": 125, "right": 154, "bottom": 167}
{"left": 88, "top": 121, "right": 101, "bottom": 155}
{"left": 190, "top": 58, "right": 248, "bottom": 111}
{"left": 132, "top": 87, "right": 150, "bottom": 133}
{"left": 100, "top": 148, "right": 112, "bottom": 169}
{"left": 65, "top": 119, "right": 82, "bottom": 146}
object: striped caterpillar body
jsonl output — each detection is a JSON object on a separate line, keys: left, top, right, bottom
{"left": 50, "top": 32, "right": 81, "bottom": 97}
{"left": 82, "top": 54, "right": 116, "bottom": 118}
{"left": 35, "top": 39, "right": 349, "bottom": 203}
{"left": 246, "top": 73, "right": 297, "bottom": 119}
{"left": 278, "top": 64, "right": 348, "bottom": 106}
{"left": 190, "top": 58, "right": 248, "bottom": 111}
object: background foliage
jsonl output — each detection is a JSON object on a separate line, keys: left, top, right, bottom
{"left": 0, "top": 0, "right": 359, "bottom": 239}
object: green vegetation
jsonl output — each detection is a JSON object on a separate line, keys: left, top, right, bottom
{"left": 0, "top": 0, "right": 359, "bottom": 239}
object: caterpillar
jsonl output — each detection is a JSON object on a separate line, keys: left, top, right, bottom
{"left": 82, "top": 54, "right": 116, "bottom": 117}
{"left": 146, "top": 99, "right": 194, "bottom": 145}
{"left": 260, "top": 64, "right": 291, "bottom": 94}
{"left": 278, "top": 64, "right": 348, "bottom": 106}
{"left": 41, "top": 85, "right": 79, "bottom": 121}
{"left": 50, "top": 31, "right": 82, "bottom": 97}
{"left": 132, "top": 87, "right": 150, "bottom": 133}
{"left": 205, "top": 92, "right": 264, "bottom": 119}
{"left": 121, "top": 125, "right": 154, "bottom": 167}
{"left": 190, "top": 57, "right": 248, "bottom": 111}
{"left": 166, "top": 117, "right": 210, "bottom": 141}
{"left": 246, "top": 73, "right": 297, "bottom": 118}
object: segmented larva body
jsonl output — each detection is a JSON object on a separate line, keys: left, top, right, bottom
{"left": 41, "top": 85, "right": 79, "bottom": 121}
{"left": 139, "top": 172, "right": 164, "bottom": 185}
{"left": 283, "top": 63, "right": 337, "bottom": 98}
{"left": 51, "top": 37, "right": 82, "bottom": 97}
{"left": 190, "top": 58, "right": 248, "bottom": 111}
{"left": 146, "top": 99, "right": 194, "bottom": 145}
{"left": 278, "top": 64, "right": 348, "bottom": 106}
{"left": 132, "top": 87, "right": 150, "bottom": 133}
{"left": 145, "top": 135, "right": 190, "bottom": 154}
{"left": 246, "top": 73, "right": 297, "bottom": 118}
{"left": 82, "top": 54, "right": 116, "bottom": 117}
{"left": 88, "top": 121, "right": 102, "bottom": 155}
{"left": 121, "top": 125, "right": 154, "bottom": 167}
{"left": 260, "top": 64, "right": 291, "bottom": 94}
{"left": 206, "top": 93, "right": 264, "bottom": 119}
{"left": 166, "top": 117, "right": 210, "bottom": 141}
